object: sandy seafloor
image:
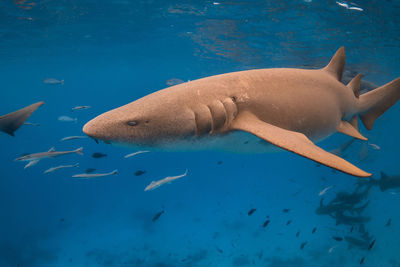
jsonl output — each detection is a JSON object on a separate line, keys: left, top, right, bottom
{"left": 1, "top": 1, "right": 400, "bottom": 266}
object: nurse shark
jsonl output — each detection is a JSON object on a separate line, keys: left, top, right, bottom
{"left": 83, "top": 47, "right": 400, "bottom": 177}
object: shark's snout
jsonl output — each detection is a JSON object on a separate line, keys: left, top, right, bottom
{"left": 83, "top": 118, "right": 104, "bottom": 140}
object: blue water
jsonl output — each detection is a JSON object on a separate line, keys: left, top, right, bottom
{"left": 1, "top": 0, "right": 400, "bottom": 266}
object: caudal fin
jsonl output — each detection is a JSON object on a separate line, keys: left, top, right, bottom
{"left": 359, "top": 77, "right": 400, "bottom": 130}
{"left": 75, "top": 147, "right": 84, "bottom": 155}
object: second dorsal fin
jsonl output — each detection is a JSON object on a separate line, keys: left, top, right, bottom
{"left": 323, "top": 47, "right": 345, "bottom": 81}
{"left": 347, "top": 74, "right": 362, "bottom": 98}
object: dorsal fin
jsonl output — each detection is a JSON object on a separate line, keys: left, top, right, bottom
{"left": 381, "top": 171, "right": 389, "bottom": 180}
{"left": 347, "top": 74, "right": 362, "bottom": 98}
{"left": 323, "top": 47, "right": 345, "bottom": 81}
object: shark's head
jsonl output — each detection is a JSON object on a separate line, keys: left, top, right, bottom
{"left": 82, "top": 93, "right": 196, "bottom": 147}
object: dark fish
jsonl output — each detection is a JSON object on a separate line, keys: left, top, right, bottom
{"left": 333, "top": 236, "right": 343, "bottom": 241}
{"left": 60, "top": 218, "right": 65, "bottom": 223}
{"left": 282, "top": 208, "right": 290, "bottom": 213}
{"left": 368, "top": 239, "right": 376, "bottom": 250}
{"left": 152, "top": 210, "right": 164, "bottom": 222}
{"left": 85, "top": 168, "right": 96, "bottom": 173}
{"left": 286, "top": 220, "right": 292, "bottom": 226}
{"left": 262, "top": 219, "right": 270, "bottom": 228}
{"left": 386, "top": 218, "right": 391, "bottom": 227}
{"left": 134, "top": 170, "right": 146, "bottom": 176}
{"left": 212, "top": 232, "right": 219, "bottom": 239}
{"left": 217, "top": 160, "right": 223, "bottom": 165}
{"left": 92, "top": 152, "right": 107, "bottom": 158}
{"left": 300, "top": 242, "right": 307, "bottom": 250}
{"left": 360, "top": 257, "right": 365, "bottom": 265}
{"left": 312, "top": 227, "right": 317, "bottom": 234}
{"left": 296, "top": 230, "right": 300, "bottom": 237}
{"left": 350, "top": 226, "right": 354, "bottom": 233}
{"left": 248, "top": 208, "right": 256, "bottom": 216}
{"left": 215, "top": 246, "right": 223, "bottom": 254}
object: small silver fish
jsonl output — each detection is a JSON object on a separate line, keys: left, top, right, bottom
{"left": 348, "top": 6, "right": 363, "bottom": 11}
{"left": 368, "top": 143, "right": 380, "bottom": 150}
{"left": 24, "top": 159, "right": 39, "bottom": 169}
{"left": 319, "top": 185, "right": 334, "bottom": 196}
{"left": 336, "top": 1, "right": 363, "bottom": 11}
{"left": 166, "top": 78, "right": 184, "bottom": 86}
{"left": 15, "top": 147, "right": 83, "bottom": 161}
{"left": 72, "top": 169, "right": 117, "bottom": 178}
{"left": 44, "top": 163, "right": 79, "bottom": 174}
{"left": 43, "top": 78, "right": 64, "bottom": 85}
{"left": 24, "top": 122, "right": 40, "bottom": 126}
{"left": 58, "top": 116, "right": 77, "bottom": 123}
{"left": 144, "top": 169, "right": 188, "bottom": 191}
{"left": 124, "top": 150, "right": 150, "bottom": 158}
{"left": 71, "top": 106, "right": 91, "bottom": 112}
{"left": 61, "top": 136, "right": 88, "bottom": 142}
{"left": 328, "top": 245, "right": 338, "bottom": 253}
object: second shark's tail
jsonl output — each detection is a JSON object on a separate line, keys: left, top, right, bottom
{"left": 358, "top": 78, "right": 400, "bottom": 130}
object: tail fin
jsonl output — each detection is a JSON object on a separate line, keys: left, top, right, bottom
{"left": 75, "top": 147, "right": 83, "bottom": 155}
{"left": 359, "top": 78, "right": 400, "bottom": 130}
{"left": 112, "top": 169, "right": 118, "bottom": 175}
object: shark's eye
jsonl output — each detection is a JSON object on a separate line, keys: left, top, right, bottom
{"left": 127, "top": 121, "right": 138, "bottom": 126}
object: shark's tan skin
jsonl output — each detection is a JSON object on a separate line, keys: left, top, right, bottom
{"left": 0, "top": 101, "right": 44, "bottom": 136}
{"left": 83, "top": 47, "right": 400, "bottom": 177}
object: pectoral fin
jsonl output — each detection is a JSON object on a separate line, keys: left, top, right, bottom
{"left": 337, "top": 120, "right": 367, "bottom": 141}
{"left": 0, "top": 101, "right": 44, "bottom": 136}
{"left": 230, "top": 111, "right": 371, "bottom": 177}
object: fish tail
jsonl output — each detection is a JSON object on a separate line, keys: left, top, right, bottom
{"left": 358, "top": 77, "right": 400, "bottom": 130}
{"left": 112, "top": 169, "right": 118, "bottom": 175}
{"left": 74, "top": 163, "right": 79, "bottom": 167}
{"left": 75, "top": 147, "right": 84, "bottom": 155}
